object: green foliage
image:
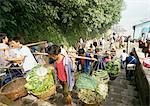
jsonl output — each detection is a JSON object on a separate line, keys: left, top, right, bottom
{"left": 0, "top": 0, "right": 123, "bottom": 45}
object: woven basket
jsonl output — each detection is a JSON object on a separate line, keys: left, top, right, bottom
{"left": 92, "top": 71, "right": 109, "bottom": 84}
{"left": 33, "top": 85, "right": 56, "bottom": 100}
{"left": 0, "top": 77, "right": 27, "bottom": 100}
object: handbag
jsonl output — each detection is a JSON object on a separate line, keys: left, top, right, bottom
{"left": 127, "top": 64, "right": 136, "bottom": 70}
{"left": 127, "top": 57, "right": 136, "bottom": 70}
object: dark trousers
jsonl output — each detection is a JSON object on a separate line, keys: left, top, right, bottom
{"left": 2, "top": 64, "right": 23, "bottom": 86}
{"left": 121, "top": 60, "right": 126, "bottom": 69}
{"left": 126, "top": 70, "right": 134, "bottom": 80}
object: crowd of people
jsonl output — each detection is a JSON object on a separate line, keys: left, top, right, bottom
{"left": 0, "top": 32, "right": 140, "bottom": 105}
{"left": 108, "top": 32, "right": 126, "bottom": 49}
{"left": 0, "top": 33, "right": 116, "bottom": 104}
{"left": 0, "top": 34, "right": 74, "bottom": 104}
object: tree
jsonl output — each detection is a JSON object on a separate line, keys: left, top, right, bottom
{"left": 0, "top": 0, "right": 123, "bottom": 45}
{"left": 43, "top": 0, "right": 123, "bottom": 31}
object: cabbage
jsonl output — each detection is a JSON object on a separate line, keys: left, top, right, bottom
{"left": 76, "top": 73, "right": 108, "bottom": 104}
{"left": 25, "top": 65, "right": 55, "bottom": 95}
{"left": 92, "top": 70, "right": 109, "bottom": 83}
{"left": 78, "top": 83, "right": 108, "bottom": 104}
{"left": 105, "top": 59, "right": 121, "bottom": 77}
{"left": 76, "top": 74, "right": 97, "bottom": 91}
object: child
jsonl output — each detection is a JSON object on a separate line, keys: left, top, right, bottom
{"left": 120, "top": 50, "right": 128, "bottom": 69}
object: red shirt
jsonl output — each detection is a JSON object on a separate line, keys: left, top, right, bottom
{"left": 56, "top": 57, "right": 67, "bottom": 81}
{"left": 80, "top": 59, "right": 84, "bottom": 66}
{"left": 80, "top": 54, "right": 85, "bottom": 66}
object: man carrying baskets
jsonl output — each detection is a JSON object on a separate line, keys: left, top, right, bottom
{"left": 47, "top": 45, "right": 74, "bottom": 105}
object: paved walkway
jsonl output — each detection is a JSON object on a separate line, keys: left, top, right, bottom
{"left": 102, "top": 69, "right": 140, "bottom": 106}
{"left": 102, "top": 42, "right": 140, "bottom": 106}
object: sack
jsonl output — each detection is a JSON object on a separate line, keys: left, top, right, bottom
{"left": 76, "top": 74, "right": 97, "bottom": 90}
{"left": 127, "top": 64, "right": 136, "bottom": 70}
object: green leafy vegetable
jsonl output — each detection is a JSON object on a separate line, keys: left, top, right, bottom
{"left": 76, "top": 73, "right": 108, "bottom": 104}
{"left": 105, "top": 59, "right": 121, "bottom": 77}
{"left": 25, "top": 65, "right": 55, "bottom": 95}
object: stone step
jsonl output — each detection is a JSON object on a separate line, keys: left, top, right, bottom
{"left": 105, "top": 91, "right": 140, "bottom": 105}
{"left": 22, "top": 95, "right": 38, "bottom": 105}
{"left": 109, "top": 91, "right": 138, "bottom": 99}
{"left": 103, "top": 101, "right": 136, "bottom": 106}
{"left": 104, "top": 95, "right": 140, "bottom": 106}
{"left": 127, "top": 85, "right": 136, "bottom": 90}
{"left": 121, "top": 96, "right": 140, "bottom": 106}
{"left": 37, "top": 100, "right": 54, "bottom": 106}
{"left": 105, "top": 92, "right": 123, "bottom": 103}
{"left": 109, "top": 81, "right": 136, "bottom": 91}
{"left": 108, "top": 84, "right": 128, "bottom": 92}
{"left": 103, "top": 101, "right": 122, "bottom": 106}
{"left": 121, "top": 89, "right": 138, "bottom": 97}
{"left": 117, "top": 103, "right": 134, "bottom": 106}
{"left": 109, "top": 85, "right": 138, "bottom": 97}
{"left": 109, "top": 83, "right": 127, "bottom": 90}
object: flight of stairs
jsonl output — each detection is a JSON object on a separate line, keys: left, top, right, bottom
{"left": 102, "top": 69, "right": 140, "bottom": 106}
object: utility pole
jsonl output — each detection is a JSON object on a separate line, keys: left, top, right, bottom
{"left": 127, "top": 36, "right": 131, "bottom": 54}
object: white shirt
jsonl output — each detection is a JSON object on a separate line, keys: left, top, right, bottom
{"left": 19, "top": 46, "right": 37, "bottom": 72}
{"left": 0, "top": 43, "right": 9, "bottom": 67}
{"left": 122, "top": 36, "right": 125, "bottom": 42}
{"left": 102, "top": 39, "right": 105, "bottom": 45}
{"left": 0, "top": 43, "right": 9, "bottom": 55}
{"left": 8, "top": 48, "right": 19, "bottom": 58}
{"left": 110, "top": 34, "right": 113, "bottom": 38}
{"left": 0, "top": 43, "right": 8, "bottom": 49}
{"left": 61, "top": 48, "right": 67, "bottom": 56}
{"left": 80, "top": 38, "right": 83, "bottom": 44}
{"left": 120, "top": 52, "right": 128, "bottom": 61}
{"left": 110, "top": 38, "right": 114, "bottom": 43}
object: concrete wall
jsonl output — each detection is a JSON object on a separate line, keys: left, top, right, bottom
{"left": 134, "top": 50, "right": 150, "bottom": 106}
{"left": 135, "top": 64, "right": 150, "bottom": 106}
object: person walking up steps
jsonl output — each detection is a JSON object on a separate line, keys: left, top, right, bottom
{"left": 126, "top": 52, "right": 137, "bottom": 80}
{"left": 120, "top": 50, "right": 128, "bottom": 69}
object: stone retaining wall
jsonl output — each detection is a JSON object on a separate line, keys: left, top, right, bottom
{"left": 134, "top": 49, "right": 150, "bottom": 106}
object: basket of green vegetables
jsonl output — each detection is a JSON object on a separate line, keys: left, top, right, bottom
{"left": 25, "top": 65, "right": 56, "bottom": 100}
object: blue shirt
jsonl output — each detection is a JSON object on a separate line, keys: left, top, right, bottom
{"left": 127, "top": 56, "right": 137, "bottom": 64}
